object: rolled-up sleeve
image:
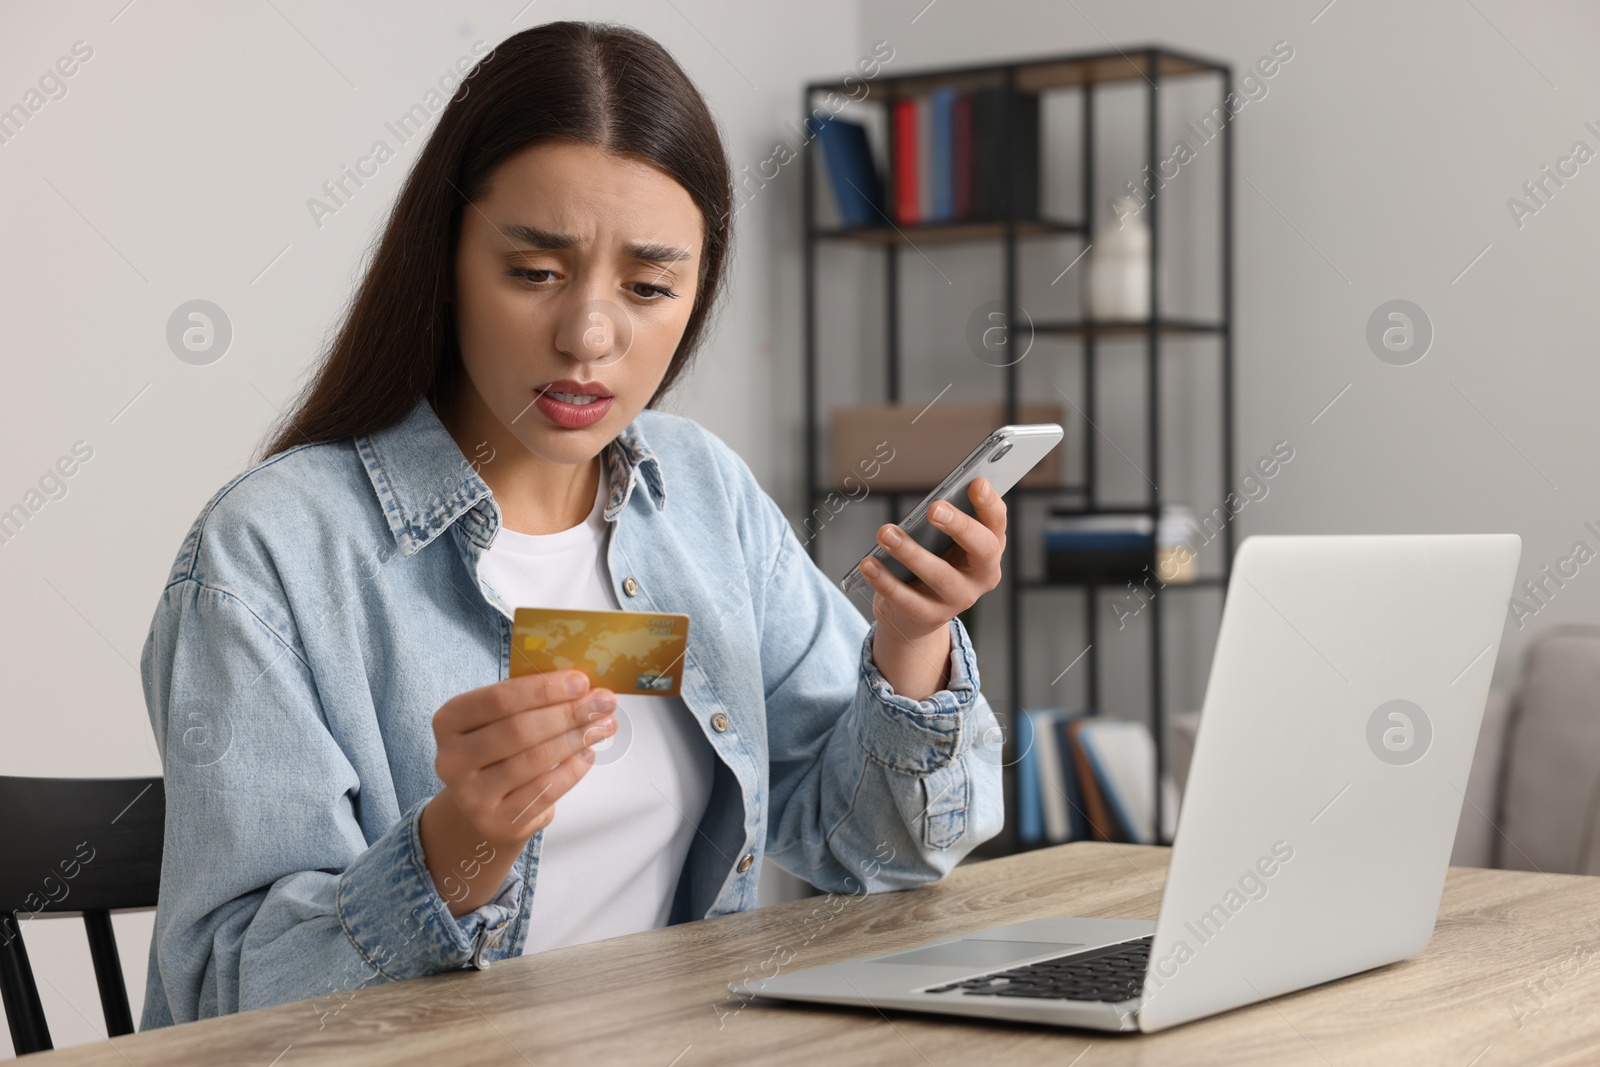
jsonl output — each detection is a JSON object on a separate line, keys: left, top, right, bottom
{"left": 142, "top": 579, "right": 520, "bottom": 1027}
{"left": 854, "top": 614, "right": 990, "bottom": 857}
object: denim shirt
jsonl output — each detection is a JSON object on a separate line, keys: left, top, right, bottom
{"left": 139, "top": 395, "right": 1004, "bottom": 1028}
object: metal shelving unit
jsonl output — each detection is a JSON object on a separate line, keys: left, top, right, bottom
{"left": 800, "top": 45, "right": 1234, "bottom": 854}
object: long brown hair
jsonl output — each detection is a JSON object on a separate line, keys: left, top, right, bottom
{"left": 258, "top": 20, "right": 734, "bottom": 462}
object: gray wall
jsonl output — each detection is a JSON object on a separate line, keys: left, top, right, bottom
{"left": 0, "top": 0, "right": 852, "bottom": 1054}
{"left": 4, "top": 0, "right": 1597, "bottom": 1055}
{"left": 848, "top": 0, "right": 1600, "bottom": 723}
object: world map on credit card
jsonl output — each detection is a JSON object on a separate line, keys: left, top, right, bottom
{"left": 510, "top": 607, "right": 690, "bottom": 697}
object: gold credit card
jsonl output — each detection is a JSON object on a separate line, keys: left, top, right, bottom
{"left": 510, "top": 607, "right": 690, "bottom": 697}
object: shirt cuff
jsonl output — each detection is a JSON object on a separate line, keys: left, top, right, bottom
{"left": 336, "top": 797, "right": 523, "bottom": 981}
{"left": 855, "top": 615, "right": 982, "bottom": 775}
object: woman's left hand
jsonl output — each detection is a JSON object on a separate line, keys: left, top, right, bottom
{"left": 857, "top": 477, "right": 1006, "bottom": 697}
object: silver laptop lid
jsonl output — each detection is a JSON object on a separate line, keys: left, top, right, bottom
{"left": 1138, "top": 534, "right": 1521, "bottom": 1032}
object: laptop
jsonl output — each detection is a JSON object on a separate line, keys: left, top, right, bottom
{"left": 732, "top": 534, "right": 1522, "bottom": 1033}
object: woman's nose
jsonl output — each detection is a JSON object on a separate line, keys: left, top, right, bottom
{"left": 557, "top": 297, "right": 632, "bottom": 366}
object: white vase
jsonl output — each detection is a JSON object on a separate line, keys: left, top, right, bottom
{"left": 1086, "top": 197, "right": 1151, "bottom": 322}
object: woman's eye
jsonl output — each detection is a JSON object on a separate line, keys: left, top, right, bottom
{"left": 629, "top": 282, "right": 678, "bottom": 301}
{"left": 507, "top": 269, "right": 675, "bottom": 302}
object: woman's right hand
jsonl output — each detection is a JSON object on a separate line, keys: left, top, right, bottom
{"left": 419, "top": 669, "right": 617, "bottom": 914}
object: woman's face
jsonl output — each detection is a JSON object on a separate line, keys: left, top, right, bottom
{"left": 449, "top": 140, "right": 703, "bottom": 468}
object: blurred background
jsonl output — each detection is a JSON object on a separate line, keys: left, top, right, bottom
{"left": 5, "top": 0, "right": 1600, "bottom": 1055}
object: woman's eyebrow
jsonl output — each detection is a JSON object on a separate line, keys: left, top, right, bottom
{"left": 501, "top": 222, "right": 694, "bottom": 264}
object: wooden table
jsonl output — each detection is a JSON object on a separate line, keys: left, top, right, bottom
{"left": 30, "top": 843, "right": 1600, "bottom": 1065}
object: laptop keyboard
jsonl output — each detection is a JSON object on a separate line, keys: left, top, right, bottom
{"left": 920, "top": 935, "right": 1152, "bottom": 1003}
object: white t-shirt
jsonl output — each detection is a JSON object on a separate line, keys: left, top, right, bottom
{"left": 475, "top": 471, "right": 715, "bottom": 954}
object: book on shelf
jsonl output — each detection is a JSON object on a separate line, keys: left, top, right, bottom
{"left": 1014, "top": 708, "right": 1046, "bottom": 844}
{"left": 1027, "top": 707, "right": 1072, "bottom": 842}
{"left": 927, "top": 86, "right": 960, "bottom": 221}
{"left": 1066, "top": 717, "right": 1125, "bottom": 842}
{"left": 891, "top": 97, "right": 919, "bottom": 223}
{"left": 814, "top": 85, "right": 1041, "bottom": 230}
{"left": 805, "top": 113, "right": 884, "bottom": 229}
{"left": 1043, "top": 507, "right": 1203, "bottom": 585}
{"left": 917, "top": 94, "right": 935, "bottom": 224}
{"left": 1017, "top": 706, "right": 1095, "bottom": 845}
{"left": 1016, "top": 709, "right": 1178, "bottom": 846}
{"left": 968, "top": 85, "right": 1040, "bottom": 222}
{"left": 952, "top": 90, "right": 973, "bottom": 219}
{"left": 1052, "top": 715, "right": 1094, "bottom": 841}
{"left": 1075, "top": 718, "right": 1181, "bottom": 845}
{"left": 1044, "top": 512, "right": 1156, "bottom": 584}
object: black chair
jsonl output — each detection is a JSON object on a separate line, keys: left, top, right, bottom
{"left": 0, "top": 776, "right": 164, "bottom": 1055}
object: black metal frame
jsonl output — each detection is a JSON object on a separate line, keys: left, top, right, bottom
{"left": 801, "top": 46, "right": 1234, "bottom": 852}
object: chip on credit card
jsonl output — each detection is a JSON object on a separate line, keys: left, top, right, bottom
{"left": 510, "top": 607, "right": 690, "bottom": 697}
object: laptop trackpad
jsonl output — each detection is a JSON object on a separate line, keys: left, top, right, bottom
{"left": 871, "top": 939, "right": 1083, "bottom": 968}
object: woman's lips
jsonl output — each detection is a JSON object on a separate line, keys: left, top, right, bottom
{"left": 534, "top": 389, "right": 613, "bottom": 429}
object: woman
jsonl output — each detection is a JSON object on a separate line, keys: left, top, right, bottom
{"left": 140, "top": 20, "right": 1005, "bottom": 1028}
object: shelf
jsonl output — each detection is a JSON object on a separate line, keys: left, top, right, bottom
{"left": 801, "top": 40, "right": 1233, "bottom": 857}
{"left": 1032, "top": 318, "right": 1226, "bottom": 339}
{"left": 807, "top": 45, "right": 1224, "bottom": 99}
{"left": 1016, "top": 50, "right": 1221, "bottom": 92}
{"left": 812, "top": 217, "right": 1085, "bottom": 246}
{"left": 1019, "top": 574, "right": 1228, "bottom": 592}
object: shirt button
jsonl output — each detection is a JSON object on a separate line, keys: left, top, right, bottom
{"left": 623, "top": 576, "right": 639, "bottom": 597}
{"left": 711, "top": 712, "right": 730, "bottom": 733}
{"left": 737, "top": 854, "right": 754, "bottom": 873}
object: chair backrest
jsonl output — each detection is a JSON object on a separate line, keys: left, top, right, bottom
{"left": 0, "top": 776, "right": 164, "bottom": 1055}
{"left": 1495, "top": 625, "right": 1600, "bottom": 874}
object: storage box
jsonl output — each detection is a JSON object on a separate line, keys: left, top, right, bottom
{"left": 829, "top": 401, "right": 1064, "bottom": 492}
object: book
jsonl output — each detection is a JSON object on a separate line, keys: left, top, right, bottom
{"left": 917, "top": 95, "right": 934, "bottom": 226}
{"left": 1052, "top": 714, "right": 1091, "bottom": 841}
{"left": 953, "top": 91, "right": 973, "bottom": 220}
{"left": 1075, "top": 718, "right": 1181, "bottom": 844}
{"left": 1044, "top": 513, "right": 1157, "bottom": 584}
{"left": 1015, "top": 709, "right": 1043, "bottom": 844}
{"left": 890, "top": 97, "right": 919, "bottom": 224}
{"left": 969, "top": 86, "right": 1041, "bottom": 222}
{"left": 928, "top": 86, "right": 959, "bottom": 222}
{"left": 1067, "top": 717, "right": 1124, "bottom": 842}
{"left": 806, "top": 113, "right": 884, "bottom": 229}
{"left": 1029, "top": 708, "right": 1071, "bottom": 843}
{"left": 1019, "top": 707, "right": 1092, "bottom": 844}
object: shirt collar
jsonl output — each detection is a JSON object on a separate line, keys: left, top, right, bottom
{"left": 355, "top": 396, "right": 667, "bottom": 557}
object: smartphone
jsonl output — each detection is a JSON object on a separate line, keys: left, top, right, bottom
{"left": 840, "top": 423, "right": 1064, "bottom": 596}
